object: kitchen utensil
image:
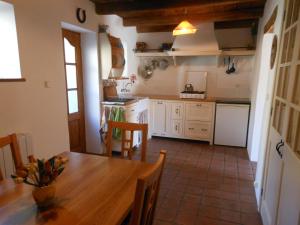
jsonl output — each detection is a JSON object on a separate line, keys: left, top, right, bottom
{"left": 229, "top": 58, "right": 236, "bottom": 73}
{"left": 151, "top": 60, "right": 159, "bottom": 69}
{"left": 138, "top": 64, "right": 153, "bottom": 80}
{"left": 184, "top": 84, "right": 194, "bottom": 92}
{"left": 135, "top": 42, "right": 147, "bottom": 52}
{"left": 226, "top": 56, "right": 231, "bottom": 74}
{"left": 158, "top": 59, "right": 169, "bottom": 70}
{"left": 160, "top": 43, "right": 172, "bottom": 51}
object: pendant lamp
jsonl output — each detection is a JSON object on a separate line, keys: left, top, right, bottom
{"left": 173, "top": 20, "right": 197, "bottom": 36}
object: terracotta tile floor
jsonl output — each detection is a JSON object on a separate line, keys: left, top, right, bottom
{"left": 133, "top": 137, "right": 262, "bottom": 225}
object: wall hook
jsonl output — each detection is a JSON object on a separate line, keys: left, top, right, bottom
{"left": 76, "top": 8, "right": 86, "bottom": 23}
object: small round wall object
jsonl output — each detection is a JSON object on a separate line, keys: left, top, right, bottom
{"left": 76, "top": 8, "right": 86, "bottom": 23}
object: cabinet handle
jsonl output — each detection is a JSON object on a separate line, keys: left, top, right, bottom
{"left": 157, "top": 101, "right": 163, "bottom": 104}
{"left": 188, "top": 127, "right": 194, "bottom": 130}
{"left": 175, "top": 125, "right": 178, "bottom": 131}
{"left": 176, "top": 109, "right": 179, "bottom": 114}
{"left": 201, "top": 128, "right": 208, "bottom": 132}
{"left": 196, "top": 104, "right": 202, "bottom": 107}
{"left": 131, "top": 109, "right": 135, "bottom": 112}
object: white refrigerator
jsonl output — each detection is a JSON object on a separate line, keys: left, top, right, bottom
{"left": 214, "top": 103, "right": 250, "bottom": 147}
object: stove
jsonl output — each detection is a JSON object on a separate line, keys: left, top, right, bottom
{"left": 180, "top": 91, "right": 206, "bottom": 99}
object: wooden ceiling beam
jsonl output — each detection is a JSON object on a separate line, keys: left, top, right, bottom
{"left": 92, "top": 0, "right": 266, "bottom": 15}
{"left": 117, "top": 1, "right": 265, "bottom": 18}
{"left": 136, "top": 25, "right": 176, "bottom": 33}
{"left": 214, "top": 19, "right": 259, "bottom": 29}
{"left": 123, "top": 8, "right": 264, "bottom": 26}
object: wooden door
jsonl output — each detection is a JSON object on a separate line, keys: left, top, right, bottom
{"left": 261, "top": 0, "right": 300, "bottom": 224}
{"left": 62, "top": 29, "right": 86, "bottom": 153}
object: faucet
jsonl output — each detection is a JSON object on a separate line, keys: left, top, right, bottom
{"left": 121, "top": 82, "right": 132, "bottom": 93}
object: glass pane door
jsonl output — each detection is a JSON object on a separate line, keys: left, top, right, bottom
{"left": 64, "top": 38, "right": 79, "bottom": 114}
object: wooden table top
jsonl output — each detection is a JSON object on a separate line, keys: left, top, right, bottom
{"left": 0, "top": 152, "right": 152, "bottom": 225}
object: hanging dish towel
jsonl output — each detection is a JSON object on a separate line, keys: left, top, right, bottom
{"left": 112, "top": 107, "right": 125, "bottom": 140}
{"left": 100, "top": 106, "right": 126, "bottom": 142}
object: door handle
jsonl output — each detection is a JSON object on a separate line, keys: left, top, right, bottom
{"left": 276, "top": 140, "right": 284, "bottom": 158}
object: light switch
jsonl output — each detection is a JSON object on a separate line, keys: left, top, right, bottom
{"left": 44, "top": 81, "right": 51, "bottom": 88}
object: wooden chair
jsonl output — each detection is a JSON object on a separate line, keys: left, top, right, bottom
{"left": 130, "top": 150, "right": 167, "bottom": 225}
{"left": 106, "top": 121, "right": 148, "bottom": 162}
{"left": 0, "top": 134, "right": 27, "bottom": 180}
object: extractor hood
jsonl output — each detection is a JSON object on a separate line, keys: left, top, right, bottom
{"left": 171, "top": 23, "right": 220, "bottom": 55}
{"left": 170, "top": 22, "right": 255, "bottom": 56}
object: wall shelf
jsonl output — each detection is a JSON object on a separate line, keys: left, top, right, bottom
{"left": 135, "top": 49, "right": 256, "bottom": 66}
{"left": 167, "top": 50, "right": 222, "bottom": 56}
{"left": 221, "top": 50, "right": 256, "bottom": 56}
{"left": 134, "top": 50, "right": 255, "bottom": 57}
{"left": 134, "top": 52, "right": 169, "bottom": 57}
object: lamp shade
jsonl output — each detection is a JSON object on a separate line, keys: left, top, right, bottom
{"left": 173, "top": 20, "right": 197, "bottom": 36}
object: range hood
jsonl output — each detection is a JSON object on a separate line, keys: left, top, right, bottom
{"left": 170, "top": 22, "right": 255, "bottom": 56}
{"left": 172, "top": 23, "right": 220, "bottom": 55}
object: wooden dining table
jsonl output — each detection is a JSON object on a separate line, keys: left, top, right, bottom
{"left": 0, "top": 152, "right": 152, "bottom": 225}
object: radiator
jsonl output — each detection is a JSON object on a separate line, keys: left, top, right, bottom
{"left": 0, "top": 133, "right": 33, "bottom": 179}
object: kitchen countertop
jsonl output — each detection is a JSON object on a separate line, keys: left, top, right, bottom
{"left": 101, "top": 95, "right": 250, "bottom": 106}
{"left": 101, "top": 96, "right": 148, "bottom": 106}
{"left": 135, "top": 94, "right": 251, "bottom": 104}
{"left": 215, "top": 98, "right": 251, "bottom": 104}
{"left": 136, "top": 94, "right": 215, "bottom": 102}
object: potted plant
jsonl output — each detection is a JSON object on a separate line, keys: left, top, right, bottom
{"left": 12, "top": 156, "right": 67, "bottom": 207}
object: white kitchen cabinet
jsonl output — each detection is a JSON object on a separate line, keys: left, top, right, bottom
{"left": 171, "top": 103, "right": 184, "bottom": 120}
{"left": 185, "top": 121, "right": 211, "bottom": 139}
{"left": 103, "top": 99, "right": 150, "bottom": 152}
{"left": 150, "top": 99, "right": 215, "bottom": 144}
{"left": 185, "top": 102, "right": 213, "bottom": 121}
{"left": 170, "top": 120, "right": 183, "bottom": 136}
{"left": 151, "top": 100, "right": 167, "bottom": 136}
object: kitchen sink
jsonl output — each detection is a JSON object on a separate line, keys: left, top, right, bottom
{"left": 103, "top": 97, "right": 136, "bottom": 105}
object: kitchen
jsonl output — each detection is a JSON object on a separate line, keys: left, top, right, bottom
{"left": 1, "top": 0, "right": 299, "bottom": 224}
{"left": 100, "top": 23, "right": 253, "bottom": 151}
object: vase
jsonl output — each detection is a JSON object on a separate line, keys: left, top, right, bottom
{"left": 32, "top": 185, "right": 56, "bottom": 207}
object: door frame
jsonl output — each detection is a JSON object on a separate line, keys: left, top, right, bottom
{"left": 62, "top": 29, "right": 86, "bottom": 153}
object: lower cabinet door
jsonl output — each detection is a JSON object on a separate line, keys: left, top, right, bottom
{"left": 185, "top": 121, "right": 211, "bottom": 139}
{"left": 170, "top": 120, "right": 183, "bottom": 137}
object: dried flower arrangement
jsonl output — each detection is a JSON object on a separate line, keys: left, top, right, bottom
{"left": 11, "top": 156, "right": 67, "bottom": 187}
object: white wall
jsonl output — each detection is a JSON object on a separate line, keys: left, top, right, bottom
{"left": 0, "top": 0, "right": 137, "bottom": 158}
{"left": 81, "top": 32, "right": 101, "bottom": 154}
{"left": 131, "top": 56, "right": 253, "bottom": 99}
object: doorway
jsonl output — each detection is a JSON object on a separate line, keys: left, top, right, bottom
{"left": 62, "top": 29, "right": 86, "bottom": 153}
{"left": 261, "top": 0, "right": 300, "bottom": 224}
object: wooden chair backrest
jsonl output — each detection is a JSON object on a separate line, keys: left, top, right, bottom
{"left": 106, "top": 121, "right": 148, "bottom": 162}
{"left": 0, "top": 134, "right": 24, "bottom": 180}
{"left": 130, "top": 150, "right": 166, "bottom": 225}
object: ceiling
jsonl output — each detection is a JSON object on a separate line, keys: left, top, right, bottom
{"left": 91, "top": 0, "right": 266, "bottom": 33}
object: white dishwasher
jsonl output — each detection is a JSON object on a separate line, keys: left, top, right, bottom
{"left": 214, "top": 103, "right": 250, "bottom": 147}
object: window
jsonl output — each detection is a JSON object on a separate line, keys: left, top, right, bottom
{"left": 0, "top": 1, "right": 22, "bottom": 80}
{"left": 64, "top": 37, "right": 79, "bottom": 114}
